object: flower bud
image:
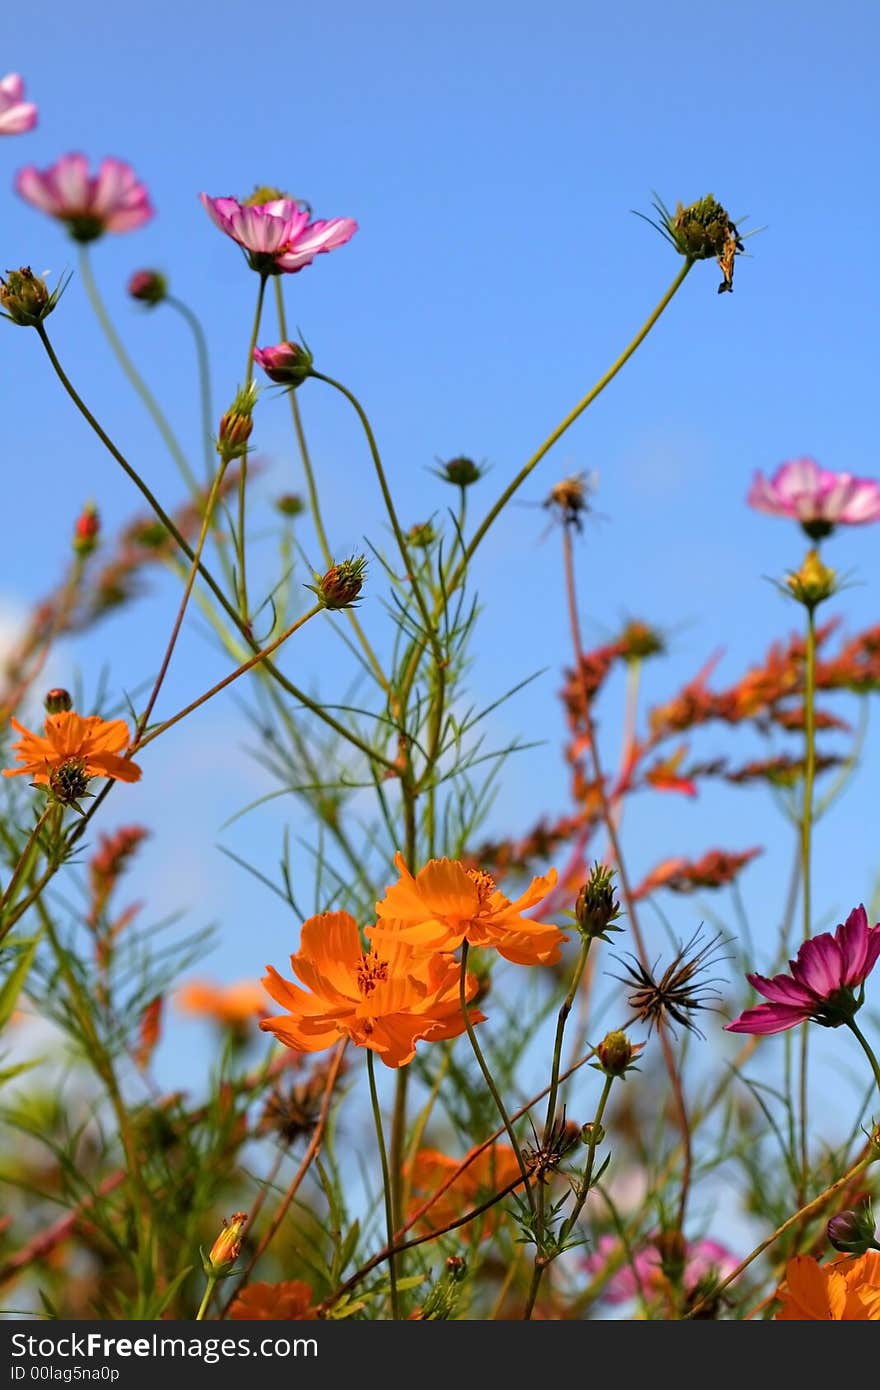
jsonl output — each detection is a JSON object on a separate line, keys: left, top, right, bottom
{"left": 786, "top": 548, "right": 837, "bottom": 610}
{"left": 0, "top": 266, "right": 54, "bottom": 326}
{"left": 253, "top": 340, "right": 313, "bottom": 387}
{"left": 204, "top": 1212, "right": 248, "bottom": 1276}
{"left": 44, "top": 688, "right": 73, "bottom": 714}
{"left": 575, "top": 863, "right": 621, "bottom": 942}
{"left": 655, "top": 1228, "right": 688, "bottom": 1284}
{"left": 73, "top": 502, "right": 100, "bottom": 557}
{"left": 127, "top": 269, "right": 168, "bottom": 306}
{"left": 407, "top": 520, "right": 436, "bottom": 548}
{"left": 596, "top": 1029, "right": 640, "bottom": 1077}
{"left": 619, "top": 619, "right": 665, "bottom": 662}
{"left": 580, "top": 1120, "right": 606, "bottom": 1148}
{"left": 826, "top": 1201, "right": 878, "bottom": 1255}
{"left": 217, "top": 383, "right": 258, "bottom": 461}
{"left": 275, "top": 492, "right": 305, "bottom": 518}
{"left": 438, "top": 456, "right": 483, "bottom": 488}
{"left": 445, "top": 1255, "right": 467, "bottom": 1281}
{"left": 310, "top": 556, "right": 367, "bottom": 609}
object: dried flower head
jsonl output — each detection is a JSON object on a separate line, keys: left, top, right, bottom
{"left": 638, "top": 193, "right": 745, "bottom": 292}
{"left": 614, "top": 930, "right": 729, "bottom": 1038}
{"left": 543, "top": 473, "right": 595, "bottom": 532}
{"left": 0, "top": 266, "right": 68, "bottom": 327}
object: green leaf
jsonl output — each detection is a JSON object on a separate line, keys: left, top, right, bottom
{"left": 0, "top": 933, "right": 41, "bottom": 1031}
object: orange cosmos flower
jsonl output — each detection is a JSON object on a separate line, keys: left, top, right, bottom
{"left": 369, "top": 853, "right": 564, "bottom": 965}
{"left": 176, "top": 979, "right": 268, "bottom": 1027}
{"left": 775, "top": 1253, "right": 880, "bottom": 1319}
{"left": 3, "top": 710, "right": 141, "bottom": 801}
{"left": 407, "top": 1145, "right": 523, "bottom": 1239}
{"left": 260, "top": 911, "right": 483, "bottom": 1069}
{"left": 228, "top": 1280, "right": 317, "bottom": 1320}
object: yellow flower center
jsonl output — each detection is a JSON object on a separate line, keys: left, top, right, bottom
{"left": 357, "top": 951, "right": 390, "bottom": 998}
{"left": 467, "top": 868, "right": 497, "bottom": 905}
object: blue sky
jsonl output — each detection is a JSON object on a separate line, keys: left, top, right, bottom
{"left": 3, "top": 1, "right": 879, "bottom": 1115}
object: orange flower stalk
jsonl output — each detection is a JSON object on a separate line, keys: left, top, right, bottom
{"left": 3, "top": 710, "right": 141, "bottom": 801}
{"left": 775, "top": 1253, "right": 880, "bottom": 1319}
{"left": 260, "top": 911, "right": 484, "bottom": 1068}
{"left": 177, "top": 979, "right": 268, "bottom": 1027}
{"left": 407, "top": 1145, "right": 522, "bottom": 1239}
{"left": 228, "top": 1280, "right": 317, "bottom": 1320}
{"left": 369, "top": 853, "right": 564, "bottom": 965}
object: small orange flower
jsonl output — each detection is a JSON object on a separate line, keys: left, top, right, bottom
{"left": 775, "top": 1253, "right": 880, "bottom": 1319}
{"left": 228, "top": 1280, "right": 317, "bottom": 1320}
{"left": 369, "top": 853, "right": 564, "bottom": 965}
{"left": 206, "top": 1212, "right": 247, "bottom": 1272}
{"left": 407, "top": 1145, "right": 522, "bottom": 1240}
{"left": 3, "top": 710, "right": 142, "bottom": 797}
{"left": 260, "top": 911, "right": 484, "bottom": 1069}
{"left": 177, "top": 979, "right": 268, "bottom": 1027}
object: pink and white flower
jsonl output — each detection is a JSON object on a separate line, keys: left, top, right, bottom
{"left": 200, "top": 193, "right": 357, "bottom": 275}
{"left": 748, "top": 458, "right": 880, "bottom": 538}
{"left": 726, "top": 905, "right": 880, "bottom": 1035}
{"left": 583, "top": 1233, "right": 738, "bottom": 1304}
{"left": 15, "top": 154, "right": 153, "bottom": 241}
{"left": 0, "top": 73, "right": 37, "bottom": 135}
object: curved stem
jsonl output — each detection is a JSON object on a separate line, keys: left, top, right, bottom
{"left": 165, "top": 294, "right": 215, "bottom": 485}
{"left": 78, "top": 247, "right": 200, "bottom": 498}
{"left": 798, "top": 604, "right": 817, "bottom": 1203}
{"left": 453, "top": 258, "right": 693, "bottom": 588}
{"left": 367, "top": 1050, "right": 400, "bottom": 1319}
{"left": 459, "top": 943, "right": 535, "bottom": 1214}
{"left": 195, "top": 1276, "right": 217, "bottom": 1321}
{"left": 846, "top": 1017, "right": 880, "bottom": 1096}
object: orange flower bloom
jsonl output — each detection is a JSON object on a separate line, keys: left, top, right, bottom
{"left": 407, "top": 1145, "right": 522, "bottom": 1240}
{"left": 260, "top": 911, "right": 483, "bottom": 1069}
{"left": 228, "top": 1280, "right": 317, "bottom": 1320}
{"left": 369, "top": 853, "right": 564, "bottom": 965}
{"left": 3, "top": 710, "right": 141, "bottom": 798}
{"left": 177, "top": 979, "right": 268, "bottom": 1026}
{"left": 775, "top": 1253, "right": 880, "bottom": 1319}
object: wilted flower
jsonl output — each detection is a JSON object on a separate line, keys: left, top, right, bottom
{"left": 127, "top": 269, "right": 167, "bottom": 306}
{"left": 200, "top": 192, "right": 356, "bottom": 275}
{"left": 748, "top": 458, "right": 880, "bottom": 538}
{"left": 253, "top": 340, "right": 313, "bottom": 387}
{"left": 615, "top": 931, "right": 728, "bottom": 1037}
{"left": 0, "top": 266, "right": 67, "bottom": 327}
{"left": 641, "top": 193, "right": 744, "bottom": 292}
{"left": 726, "top": 905, "right": 880, "bottom": 1035}
{"left": 3, "top": 710, "right": 142, "bottom": 799}
{"left": 543, "top": 473, "right": 595, "bottom": 531}
{"left": 0, "top": 73, "right": 37, "bottom": 135}
{"left": 260, "top": 910, "right": 483, "bottom": 1068}
{"left": 16, "top": 154, "right": 153, "bottom": 241}
{"left": 775, "top": 1253, "right": 880, "bottom": 1320}
{"left": 370, "top": 854, "right": 564, "bottom": 966}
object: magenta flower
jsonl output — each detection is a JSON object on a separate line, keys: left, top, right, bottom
{"left": 200, "top": 193, "right": 357, "bottom": 276}
{"left": 726, "top": 905, "right": 880, "bottom": 1035}
{"left": 15, "top": 154, "right": 153, "bottom": 242}
{"left": 253, "top": 341, "right": 313, "bottom": 387}
{"left": 0, "top": 74, "right": 37, "bottom": 135}
{"left": 748, "top": 457, "right": 880, "bottom": 539}
{"left": 583, "top": 1233, "right": 738, "bottom": 1304}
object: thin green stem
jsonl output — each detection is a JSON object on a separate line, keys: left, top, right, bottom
{"left": 165, "top": 294, "right": 216, "bottom": 485}
{"left": 543, "top": 939, "right": 592, "bottom": 1143}
{"left": 846, "top": 1017, "right": 880, "bottom": 1096}
{"left": 195, "top": 1276, "right": 217, "bottom": 1321}
{"left": 459, "top": 943, "right": 535, "bottom": 1214}
{"left": 235, "top": 274, "right": 268, "bottom": 619}
{"left": 367, "top": 1050, "right": 400, "bottom": 1319}
{"left": 78, "top": 247, "right": 200, "bottom": 498}
{"left": 389, "top": 1069, "right": 409, "bottom": 1241}
{"left": 798, "top": 603, "right": 817, "bottom": 1202}
{"left": 0, "top": 804, "right": 53, "bottom": 925}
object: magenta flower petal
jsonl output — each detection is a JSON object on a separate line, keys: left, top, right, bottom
{"left": 200, "top": 193, "right": 356, "bottom": 276}
{"left": 747, "top": 457, "right": 880, "bottom": 530}
{"left": 725, "top": 1002, "right": 813, "bottom": 1034}
{"left": 0, "top": 72, "right": 37, "bottom": 135}
{"left": 16, "top": 153, "right": 151, "bottom": 239}
{"left": 746, "top": 971, "right": 814, "bottom": 1007}
{"left": 790, "top": 932, "right": 844, "bottom": 997}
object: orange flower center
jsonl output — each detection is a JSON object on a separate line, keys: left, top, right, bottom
{"left": 467, "top": 868, "right": 497, "bottom": 904}
{"left": 357, "top": 951, "right": 390, "bottom": 998}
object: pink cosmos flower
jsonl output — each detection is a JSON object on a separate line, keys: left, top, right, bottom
{"left": 726, "top": 905, "right": 880, "bottom": 1035}
{"left": 583, "top": 1233, "right": 738, "bottom": 1304}
{"left": 0, "top": 74, "right": 37, "bottom": 135}
{"left": 200, "top": 193, "right": 357, "bottom": 275}
{"left": 748, "top": 457, "right": 880, "bottom": 539}
{"left": 15, "top": 154, "right": 153, "bottom": 242}
{"left": 253, "top": 341, "right": 313, "bottom": 386}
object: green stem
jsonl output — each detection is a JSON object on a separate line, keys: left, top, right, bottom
{"left": 846, "top": 1017, "right": 880, "bottom": 1097}
{"left": 0, "top": 804, "right": 53, "bottom": 925}
{"left": 389, "top": 1069, "right": 409, "bottom": 1241}
{"left": 459, "top": 943, "right": 535, "bottom": 1214}
{"left": 78, "top": 247, "right": 200, "bottom": 498}
{"left": 798, "top": 603, "right": 817, "bottom": 1202}
{"left": 195, "top": 1276, "right": 217, "bottom": 1321}
{"left": 367, "top": 1050, "right": 400, "bottom": 1319}
{"left": 452, "top": 258, "right": 693, "bottom": 589}
{"left": 236, "top": 274, "right": 268, "bottom": 619}
{"left": 165, "top": 294, "right": 216, "bottom": 486}
{"left": 543, "top": 940, "right": 592, "bottom": 1143}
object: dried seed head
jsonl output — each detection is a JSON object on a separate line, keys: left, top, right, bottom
{"left": 613, "top": 930, "right": 730, "bottom": 1038}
